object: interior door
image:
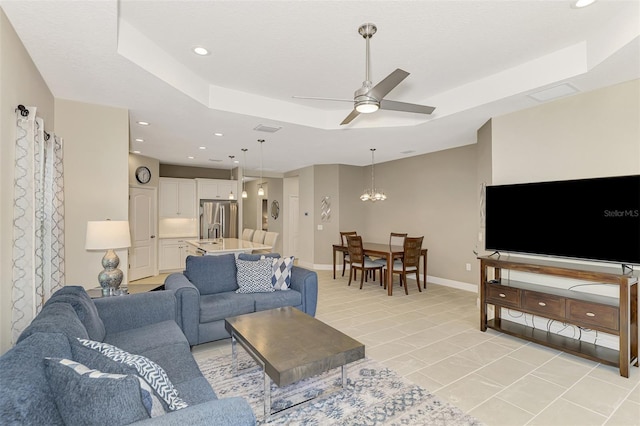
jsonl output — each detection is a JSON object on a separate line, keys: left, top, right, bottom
{"left": 129, "top": 187, "right": 157, "bottom": 281}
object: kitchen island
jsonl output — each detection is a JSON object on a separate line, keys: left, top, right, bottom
{"left": 185, "top": 238, "right": 272, "bottom": 256}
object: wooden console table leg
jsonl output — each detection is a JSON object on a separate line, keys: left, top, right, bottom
{"left": 480, "top": 261, "right": 487, "bottom": 332}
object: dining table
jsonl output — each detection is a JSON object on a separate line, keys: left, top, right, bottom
{"left": 332, "top": 242, "right": 428, "bottom": 296}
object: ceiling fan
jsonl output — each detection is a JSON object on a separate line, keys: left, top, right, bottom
{"left": 293, "top": 23, "right": 435, "bottom": 125}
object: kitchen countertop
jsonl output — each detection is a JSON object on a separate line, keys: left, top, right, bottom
{"left": 186, "top": 238, "right": 272, "bottom": 255}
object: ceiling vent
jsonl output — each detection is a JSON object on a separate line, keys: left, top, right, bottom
{"left": 254, "top": 124, "right": 282, "bottom": 133}
{"left": 528, "top": 83, "right": 579, "bottom": 102}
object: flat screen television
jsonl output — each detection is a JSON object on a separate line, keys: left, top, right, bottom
{"left": 485, "top": 174, "right": 640, "bottom": 265}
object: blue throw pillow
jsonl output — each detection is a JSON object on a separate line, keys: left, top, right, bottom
{"left": 272, "top": 256, "right": 295, "bottom": 290}
{"left": 77, "top": 338, "right": 188, "bottom": 412}
{"left": 235, "top": 258, "right": 275, "bottom": 293}
{"left": 44, "top": 358, "right": 153, "bottom": 424}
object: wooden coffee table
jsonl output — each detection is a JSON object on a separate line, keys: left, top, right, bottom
{"left": 224, "top": 307, "right": 365, "bottom": 420}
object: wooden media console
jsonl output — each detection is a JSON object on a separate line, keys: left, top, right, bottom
{"left": 479, "top": 256, "right": 638, "bottom": 377}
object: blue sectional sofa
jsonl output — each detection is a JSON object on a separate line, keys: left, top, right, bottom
{"left": 0, "top": 286, "right": 255, "bottom": 425}
{"left": 165, "top": 253, "right": 318, "bottom": 346}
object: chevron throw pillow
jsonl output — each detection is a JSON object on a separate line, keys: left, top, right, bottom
{"left": 235, "top": 258, "right": 276, "bottom": 293}
{"left": 272, "top": 256, "right": 294, "bottom": 290}
{"left": 77, "top": 338, "right": 188, "bottom": 411}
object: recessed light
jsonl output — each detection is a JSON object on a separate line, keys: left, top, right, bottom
{"left": 187, "top": 156, "right": 194, "bottom": 159}
{"left": 193, "top": 46, "right": 209, "bottom": 56}
{"left": 199, "top": 146, "right": 206, "bottom": 150}
{"left": 233, "top": 160, "right": 240, "bottom": 164}
{"left": 132, "top": 150, "right": 141, "bottom": 154}
{"left": 136, "top": 121, "right": 150, "bottom": 126}
{"left": 571, "top": 0, "right": 596, "bottom": 8}
{"left": 214, "top": 132, "right": 223, "bottom": 137}
{"left": 135, "top": 138, "right": 144, "bottom": 142}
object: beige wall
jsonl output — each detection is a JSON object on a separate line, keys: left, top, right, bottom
{"left": 55, "top": 99, "right": 130, "bottom": 289}
{"left": 492, "top": 79, "right": 640, "bottom": 184}
{"left": 360, "top": 146, "right": 479, "bottom": 285}
{"left": 477, "top": 119, "right": 493, "bottom": 256}
{"left": 0, "top": 9, "right": 55, "bottom": 354}
{"left": 312, "top": 165, "right": 340, "bottom": 265}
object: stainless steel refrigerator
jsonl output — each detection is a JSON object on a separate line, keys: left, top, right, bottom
{"left": 200, "top": 200, "right": 238, "bottom": 239}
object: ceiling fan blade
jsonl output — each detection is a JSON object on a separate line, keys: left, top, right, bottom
{"left": 368, "top": 68, "right": 410, "bottom": 100}
{"left": 380, "top": 99, "right": 435, "bottom": 115}
{"left": 340, "top": 109, "right": 361, "bottom": 125}
{"left": 292, "top": 96, "right": 354, "bottom": 103}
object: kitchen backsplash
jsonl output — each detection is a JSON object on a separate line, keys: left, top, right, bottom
{"left": 159, "top": 218, "right": 198, "bottom": 238}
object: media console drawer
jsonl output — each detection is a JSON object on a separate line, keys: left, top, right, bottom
{"left": 567, "top": 300, "right": 619, "bottom": 331}
{"left": 486, "top": 283, "right": 520, "bottom": 308}
{"left": 522, "top": 291, "right": 565, "bottom": 318}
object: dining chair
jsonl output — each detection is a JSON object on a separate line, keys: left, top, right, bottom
{"left": 252, "top": 229, "right": 266, "bottom": 244}
{"left": 374, "top": 232, "right": 408, "bottom": 283}
{"left": 254, "top": 231, "right": 278, "bottom": 254}
{"left": 346, "top": 235, "right": 383, "bottom": 289}
{"left": 241, "top": 228, "right": 255, "bottom": 241}
{"left": 383, "top": 236, "right": 423, "bottom": 295}
{"left": 339, "top": 231, "right": 358, "bottom": 277}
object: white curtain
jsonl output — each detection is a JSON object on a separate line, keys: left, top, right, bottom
{"left": 11, "top": 106, "right": 65, "bottom": 344}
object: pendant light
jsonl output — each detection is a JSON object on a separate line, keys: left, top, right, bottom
{"left": 360, "top": 148, "right": 386, "bottom": 202}
{"left": 228, "top": 155, "right": 235, "bottom": 200}
{"left": 257, "top": 139, "right": 265, "bottom": 197}
{"left": 241, "top": 148, "right": 248, "bottom": 199}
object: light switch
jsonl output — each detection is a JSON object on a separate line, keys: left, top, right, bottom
{"left": 317, "top": 224, "right": 323, "bottom": 231}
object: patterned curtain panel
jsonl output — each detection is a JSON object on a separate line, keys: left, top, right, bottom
{"left": 12, "top": 106, "right": 65, "bottom": 344}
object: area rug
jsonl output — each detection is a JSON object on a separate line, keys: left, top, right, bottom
{"left": 196, "top": 352, "right": 482, "bottom": 425}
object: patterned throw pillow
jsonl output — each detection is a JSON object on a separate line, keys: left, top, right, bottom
{"left": 77, "top": 338, "right": 188, "bottom": 411}
{"left": 272, "top": 256, "right": 295, "bottom": 290}
{"left": 43, "top": 358, "right": 162, "bottom": 424}
{"left": 235, "top": 258, "right": 275, "bottom": 293}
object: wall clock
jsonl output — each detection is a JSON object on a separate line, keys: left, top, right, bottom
{"left": 271, "top": 200, "right": 280, "bottom": 220}
{"left": 135, "top": 166, "right": 151, "bottom": 184}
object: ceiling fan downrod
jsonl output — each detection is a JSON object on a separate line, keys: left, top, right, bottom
{"left": 355, "top": 23, "right": 379, "bottom": 113}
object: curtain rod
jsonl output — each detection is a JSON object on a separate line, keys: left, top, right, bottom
{"left": 16, "top": 104, "right": 50, "bottom": 140}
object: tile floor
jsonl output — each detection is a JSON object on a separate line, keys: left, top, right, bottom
{"left": 140, "top": 269, "right": 640, "bottom": 425}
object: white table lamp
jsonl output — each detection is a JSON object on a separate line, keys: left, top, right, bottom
{"left": 85, "top": 220, "right": 131, "bottom": 296}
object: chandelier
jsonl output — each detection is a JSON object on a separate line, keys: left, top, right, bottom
{"left": 257, "top": 139, "right": 265, "bottom": 196}
{"left": 241, "top": 148, "right": 248, "bottom": 199}
{"left": 228, "top": 155, "right": 235, "bottom": 199}
{"left": 360, "top": 148, "right": 386, "bottom": 202}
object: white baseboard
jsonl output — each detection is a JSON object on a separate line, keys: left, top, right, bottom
{"left": 311, "top": 263, "right": 477, "bottom": 293}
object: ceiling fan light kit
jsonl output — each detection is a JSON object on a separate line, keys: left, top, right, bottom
{"left": 294, "top": 23, "right": 435, "bottom": 125}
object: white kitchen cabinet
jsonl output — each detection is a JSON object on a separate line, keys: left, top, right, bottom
{"left": 159, "top": 238, "right": 189, "bottom": 271}
{"left": 159, "top": 178, "right": 196, "bottom": 218}
{"left": 196, "top": 178, "right": 236, "bottom": 200}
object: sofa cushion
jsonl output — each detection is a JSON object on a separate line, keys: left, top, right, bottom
{"left": 78, "top": 339, "right": 188, "bottom": 412}
{"left": 44, "top": 358, "right": 154, "bottom": 424}
{"left": 103, "top": 320, "right": 189, "bottom": 356}
{"left": 184, "top": 254, "right": 238, "bottom": 295}
{"left": 199, "top": 292, "right": 256, "bottom": 323}
{"left": 0, "top": 332, "right": 71, "bottom": 425}
{"left": 253, "top": 290, "right": 303, "bottom": 312}
{"left": 17, "top": 302, "right": 89, "bottom": 344}
{"left": 45, "top": 286, "right": 106, "bottom": 341}
{"left": 235, "top": 258, "right": 275, "bottom": 294}
{"left": 272, "top": 256, "right": 295, "bottom": 290}
{"left": 174, "top": 377, "right": 218, "bottom": 406}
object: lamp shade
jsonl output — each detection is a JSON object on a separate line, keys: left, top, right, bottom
{"left": 85, "top": 221, "right": 131, "bottom": 250}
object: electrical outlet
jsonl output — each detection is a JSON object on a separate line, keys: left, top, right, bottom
{"left": 478, "top": 232, "right": 483, "bottom": 242}
{"left": 317, "top": 224, "right": 323, "bottom": 231}
{"left": 465, "top": 263, "right": 471, "bottom": 271}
